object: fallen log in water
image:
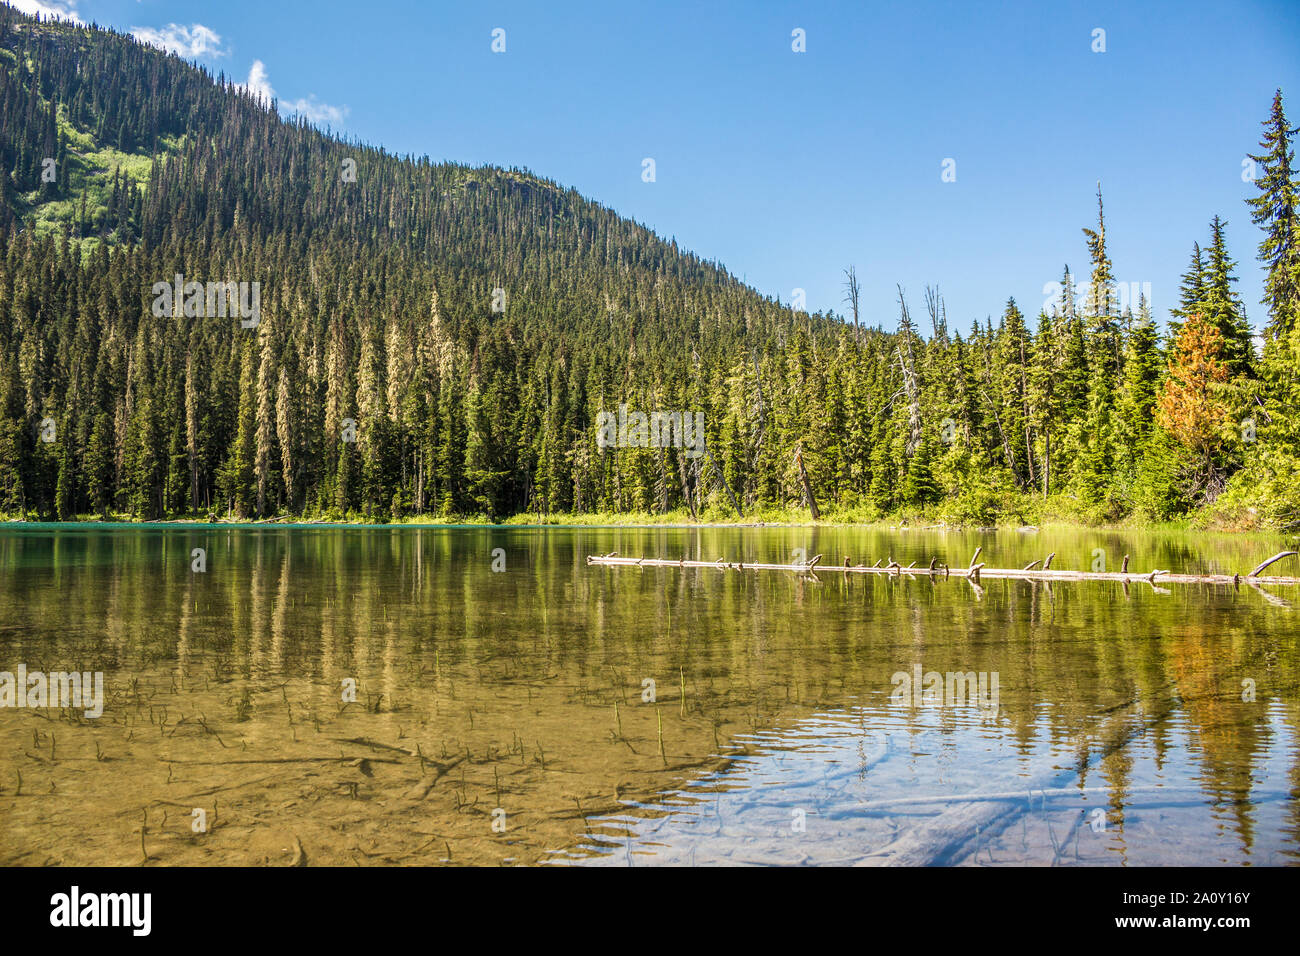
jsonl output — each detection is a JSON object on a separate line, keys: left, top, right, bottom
{"left": 585, "top": 549, "right": 1300, "bottom": 587}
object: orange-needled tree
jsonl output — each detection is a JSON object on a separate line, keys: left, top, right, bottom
{"left": 1155, "top": 313, "right": 1234, "bottom": 501}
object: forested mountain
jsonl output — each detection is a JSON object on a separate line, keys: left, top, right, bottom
{"left": 1, "top": 8, "right": 1298, "bottom": 529}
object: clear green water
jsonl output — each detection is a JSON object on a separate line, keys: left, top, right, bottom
{"left": 1, "top": 525, "right": 1297, "bottom": 866}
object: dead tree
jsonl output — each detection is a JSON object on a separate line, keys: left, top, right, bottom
{"left": 924, "top": 285, "right": 948, "bottom": 342}
{"left": 843, "top": 266, "right": 862, "bottom": 343}
{"left": 896, "top": 286, "right": 923, "bottom": 455}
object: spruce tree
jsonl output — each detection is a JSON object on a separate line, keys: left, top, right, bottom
{"left": 994, "top": 297, "right": 1031, "bottom": 488}
{"left": 1246, "top": 90, "right": 1300, "bottom": 338}
{"left": 1170, "top": 242, "right": 1208, "bottom": 336}
{"left": 1081, "top": 185, "right": 1120, "bottom": 384}
{"left": 1201, "top": 216, "right": 1254, "bottom": 377}
{"left": 1114, "top": 293, "right": 1163, "bottom": 484}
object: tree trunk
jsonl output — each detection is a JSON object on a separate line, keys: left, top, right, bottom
{"left": 795, "top": 446, "right": 820, "bottom": 519}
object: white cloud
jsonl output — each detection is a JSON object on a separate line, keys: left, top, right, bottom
{"left": 239, "top": 59, "right": 276, "bottom": 106}
{"left": 282, "top": 95, "right": 349, "bottom": 127}
{"left": 131, "top": 23, "right": 227, "bottom": 59}
{"left": 5, "top": 1, "right": 84, "bottom": 24}
{"left": 238, "top": 59, "right": 348, "bottom": 127}
{"left": 8, "top": 3, "right": 347, "bottom": 128}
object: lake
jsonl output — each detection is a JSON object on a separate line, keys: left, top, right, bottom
{"left": 1, "top": 525, "right": 1297, "bottom": 866}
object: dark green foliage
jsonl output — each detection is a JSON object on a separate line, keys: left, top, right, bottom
{"left": 0, "top": 8, "right": 1297, "bottom": 527}
{"left": 1201, "top": 216, "right": 1254, "bottom": 377}
{"left": 1247, "top": 90, "right": 1300, "bottom": 339}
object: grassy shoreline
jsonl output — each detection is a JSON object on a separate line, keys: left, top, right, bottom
{"left": 2, "top": 508, "right": 1295, "bottom": 544}
{"left": 4, "top": 485, "right": 1292, "bottom": 536}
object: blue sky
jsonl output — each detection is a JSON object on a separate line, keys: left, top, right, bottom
{"left": 12, "top": 0, "right": 1300, "bottom": 334}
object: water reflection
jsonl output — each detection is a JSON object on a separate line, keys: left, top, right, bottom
{"left": 555, "top": 701, "right": 1298, "bottom": 866}
{"left": 0, "top": 525, "right": 1296, "bottom": 866}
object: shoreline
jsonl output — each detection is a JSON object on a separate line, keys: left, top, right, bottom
{"left": 1, "top": 516, "right": 1294, "bottom": 543}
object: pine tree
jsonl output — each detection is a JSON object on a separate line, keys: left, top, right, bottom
{"left": 254, "top": 326, "right": 277, "bottom": 516}
{"left": 1114, "top": 293, "right": 1163, "bottom": 484}
{"left": 994, "top": 297, "right": 1031, "bottom": 488}
{"left": 1026, "top": 310, "right": 1060, "bottom": 497}
{"left": 1170, "top": 242, "right": 1208, "bottom": 336}
{"left": 1081, "top": 184, "right": 1120, "bottom": 386}
{"left": 1253, "top": 324, "right": 1300, "bottom": 527}
{"left": 1201, "top": 216, "right": 1253, "bottom": 376}
{"left": 1246, "top": 90, "right": 1300, "bottom": 338}
{"left": 85, "top": 410, "right": 113, "bottom": 519}
{"left": 218, "top": 342, "right": 256, "bottom": 517}
{"left": 1156, "top": 314, "right": 1233, "bottom": 502}
{"left": 900, "top": 434, "right": 939, "bottom": 505}
{"left": 355, "top": 321, "right": 389, "bottom": 518}
{"left": 0, "top": 357, "right": 26, "bottom": 515}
